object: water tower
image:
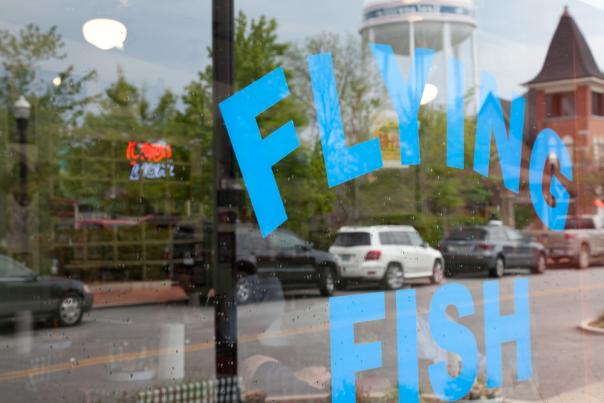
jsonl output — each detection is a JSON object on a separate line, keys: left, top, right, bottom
{"left": 361, "top": 0, "right": 479, "bottom": 167}
{"left": 361, "top": 0, "right": 479, "bottom": 108}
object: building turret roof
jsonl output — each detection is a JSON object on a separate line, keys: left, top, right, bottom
{"left": 526, "top": 7, "right": 604, "bottom": 85}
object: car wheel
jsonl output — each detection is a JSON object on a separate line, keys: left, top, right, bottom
{"left": 577, "top": 245, "right": 590, "bottom": 270}
{"left": 58, "top": 293, "right": 83, "bottom": 327}
{"left": 532, "top": 253, "right": 547, "bottom": 274}
{"left": 490, "top": 257, "right": 505, "bottom": 278}
{"left": 383, "top": 263, "right": 404, "bottom": 290}
{"left": 431, "top": 260, "right": 445, "bottom": 284}
{"left": 235, "top": 273, "right": 252, "bottom": 305}
{"left": 319, "top": 267, "right": 336, "bottom": 297}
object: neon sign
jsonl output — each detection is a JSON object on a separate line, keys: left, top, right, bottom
{"left": 126, "top": 141, "right": 175, "bottom": 181}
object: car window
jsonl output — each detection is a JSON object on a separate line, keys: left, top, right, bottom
{"left": 566, "top": 218, "right": 596, "bottom": 229}
{"left": 505, "top": 228, "right": 524, "bottom": 241}
{"left": 445, "top": 228, "right": 487, "bottom": 241}
{"left": 333, "top": 232, "right": 371, "bottom": 246}
{"left": 408, "top": 232, "right": 424, "bottom": 246}
{"left": 268, "top": 231, "right": 305, "bottom": 250}
{"left": 489, "top": 228, "right": 508, "bottom": 242}
{"left": 379, "top": 231, "right": 412, "bottom": 246}
{"left": 0, "top": 256, "right": 32, "bottom": 278}
{"left": 238, "top": 230, "right": 267, "bottom": 251}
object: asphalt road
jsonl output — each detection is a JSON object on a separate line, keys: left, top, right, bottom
{"left": 0, "top": 266, "right": 603, "bottom": 402}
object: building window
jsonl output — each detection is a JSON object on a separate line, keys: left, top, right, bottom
{"left": 563, "top": 135, "right": 575, "bottom": 161}
{"left": 594, "top": 138, "right": 604, "bottom": 167}
{"left": 546, "top": 92, "right": 576, "bottom": 117}
{"left": 593, "top": 92, "right": 604, "bottom": 116}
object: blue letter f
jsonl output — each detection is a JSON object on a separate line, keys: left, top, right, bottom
{"left": 219, "top": 67, "right": 300, "bottom": 237}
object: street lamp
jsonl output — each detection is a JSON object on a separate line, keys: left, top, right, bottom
{"left": 14, "top": 95, "right": 31, "bottom": 206}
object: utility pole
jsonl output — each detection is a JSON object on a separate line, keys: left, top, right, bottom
{"left": 212, "top": 0, "right": 241, "bottom": 390}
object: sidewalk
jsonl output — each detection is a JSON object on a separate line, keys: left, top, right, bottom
{"left": 541, "top": 381, "right": 604, "bottom": 403}
{"left": 91, "top": 281, "right": 189, "bottom": 308}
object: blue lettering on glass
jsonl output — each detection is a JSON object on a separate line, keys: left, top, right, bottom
{"left": 220, "top": 49, "right": 574, "bottom": 236}
{"left": 329, "top": 281, "right": 532, "bottom": 402}
{"left": 529, "top": 128, "right": 573, "bottom": 231}
{"left": 308, "top": 53, "right": 383, "bottom": 187}
{"left": 396, "top": 289, "right": 420, "bottom": 403}
{"left": 447, "top": 58, "right": 465, "bottom": 169}
{"left": 330, "top": 292, "right": 385, "bottom": 403}
{"left": 219, "top": 67, "right": 300, "bottom": 237}
{"left": 484, "top": 279, "right": 532, "bottom": 388}
{"left": 370, "top": 44, "right": 434, "bottom": 166}
{"left": 428, "top": 284, "right": 478, "bottom": 401}
{"left": 474, "top": 73, "right": 525, "bottom": 193}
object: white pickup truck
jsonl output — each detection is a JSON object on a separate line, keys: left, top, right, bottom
{"left": 527, "top": 215, "right": 604, "bottom": 269}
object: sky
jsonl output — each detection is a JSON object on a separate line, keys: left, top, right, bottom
{"left": 2, "top": 0, "right": 604, "bottom": 105}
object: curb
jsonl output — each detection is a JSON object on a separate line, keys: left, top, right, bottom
{"left": 90, "top": 281, "right": 189, "bottom": 309}
{"left": 89, "top": 281, "right": 176, "bottom": 292}
{"left": 91, "top": 298, "right": 189, "bottom": 310}
{"left": 578, "top": 319, "right": 604, "bottom": 335}
{"left": 423, "top": 394, "right": 536, "bottom": 403}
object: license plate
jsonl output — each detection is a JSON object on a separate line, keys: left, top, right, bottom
{"left": 449, "top": 246, "right": 472, "bottom": 253}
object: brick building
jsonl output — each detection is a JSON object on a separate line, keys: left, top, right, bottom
{"left": 524, "top": 7, "right": 604, "bottom": 217}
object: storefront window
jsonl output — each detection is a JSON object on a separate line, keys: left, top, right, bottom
{"left": 1, "top": 1, "right": 604, "bottom": 402}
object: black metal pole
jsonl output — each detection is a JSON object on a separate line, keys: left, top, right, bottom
{"left": 16, "top": 116, "right": 29, "bottom": 266}
{"left": 212, "top": 0, "right": 239, "bottom": 386}
{"left": 17, "top": 117, "right": 28, "bottom": 206}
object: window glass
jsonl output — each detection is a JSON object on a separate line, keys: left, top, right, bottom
{"left": 408, "top": 232, "right": 424, "bottom": 246}
{"left": 2, "top": 1, "right": 604, "bottom": 402}
{"left": 0, "top": 256, "right": 31, "bottom": 278}
{"left": 379, "top": 231, "right": 412, "bottom": 245}
{"left": 593, "top": 92, "right": 604, "bottom": 116}
{"left": 546, "top": 92, "right": 576, "bottom": 117}
{"left": 505, "top": 228, "right": 524, "bottom": 241}
{"left": 333, "top": 232, "right": 371, "bottom": 246}
{"left": 445, "top": 228, "right": 487, "bottom": 241}
{"left": 268, "top": 231, "right": 305, "bottom": 249}
{"left": 489, "top": 229, "right": 507, "bottom": 242}
{"left": 565, "top": 217, "right": 596, "bottom": 229}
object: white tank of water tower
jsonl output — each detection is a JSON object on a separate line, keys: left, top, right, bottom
{"left": 361, "top": 0, "right": 479, "bottom": 108}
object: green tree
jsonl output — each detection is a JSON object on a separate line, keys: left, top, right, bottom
{"left": 285, "top": 33, "right": 383, "bottom": 233}
{"left": 0, "top": 24, "right": 96, "bottom": 271}
{"left": 182, "top": 11, "right": 327, "bottom": 238}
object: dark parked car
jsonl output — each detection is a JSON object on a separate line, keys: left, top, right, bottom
{"left": 0, "top": 255, "right": 93, "bottom": 326}
{"left": 439, "top": 223, "right": 547, "bottom": 277}
{"left": 165, "top": 224, "right": 339, "bottom": 304}
{"left": 164, "top": 221, "right": 211, "bottom": 292}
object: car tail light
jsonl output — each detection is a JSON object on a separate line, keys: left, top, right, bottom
{"left": 365, "top": 251, "right": 382, "bottom": 261}
{"left": 475, "top": 243, "right": 494, "bottom": 251}
{"left": 564, "top": 233, "right": 575, "bottom": 240}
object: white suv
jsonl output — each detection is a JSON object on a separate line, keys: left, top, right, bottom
{"left": 329, "top": 226, "right": 445, "bottom": 290}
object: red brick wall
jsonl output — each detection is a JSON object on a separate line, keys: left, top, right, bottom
{"left": 533, "top": 85, "right": 598, "bottom": 215}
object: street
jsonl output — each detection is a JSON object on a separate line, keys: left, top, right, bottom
{"left": 0, "top": 266, "right": 603, "bottom": 402}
